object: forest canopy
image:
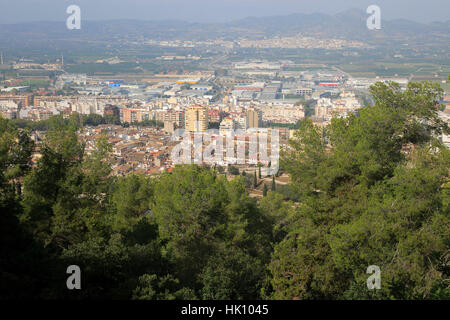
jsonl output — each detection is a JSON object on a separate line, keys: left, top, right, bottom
{"left": 0, "top": 81, "right": 448, "bottom": 300}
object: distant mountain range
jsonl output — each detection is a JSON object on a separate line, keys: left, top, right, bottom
{"left": 0, "top": 9, "right": 448, "bottom": 47}
{"left": 228, "top": 9, "right": 450, "bottom": 41}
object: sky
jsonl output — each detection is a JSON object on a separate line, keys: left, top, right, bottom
{"left": 0, "top": 0, "right": 449, "bottom": 24}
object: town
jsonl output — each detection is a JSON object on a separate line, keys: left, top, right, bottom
{"left": 3, "top": 56, "right": 448, "bottom": 179}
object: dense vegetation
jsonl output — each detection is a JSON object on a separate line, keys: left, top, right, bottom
{"left": 0, "top": 81, "right": 448, "bottom": 300}
{"left": 11, "top": 114, "right": 164, "bottom": 132}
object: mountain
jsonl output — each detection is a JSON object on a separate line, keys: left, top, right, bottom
{"left": 0, "top": 9, "right": 448, "bottom": 48}
{"left": 227, "top": 9, "right": 449, "bottom": 42}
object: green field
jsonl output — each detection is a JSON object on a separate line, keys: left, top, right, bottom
{"left": 338, "top": 62, "right": 450, "bottom": 80}
{"left": 17, "top": 79, "right": 50, "bottom": 87}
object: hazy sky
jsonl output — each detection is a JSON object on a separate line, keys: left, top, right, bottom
{"left": 0, "top": 0, "right": 449, "bottom": 24}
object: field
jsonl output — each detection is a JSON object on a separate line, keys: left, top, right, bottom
{"left": 338, "top": 62, "right": 450, "bottom": 80}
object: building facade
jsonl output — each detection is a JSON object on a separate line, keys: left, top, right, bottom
{"left": 185, "top": 105, "right": 208, "bottom": 132}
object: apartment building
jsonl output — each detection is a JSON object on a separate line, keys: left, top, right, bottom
{"left": 185, "top": 105, "right": 208, "bottom": 132}
{"left": 246, "top": 108, "right": 262, "bottom": 128}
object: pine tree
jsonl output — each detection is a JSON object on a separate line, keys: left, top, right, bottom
{"left": 263, "top": 184, "right": 268, "bottom": 197}
{"left": 270, "top": 81, "right": 449, "bottom": 300}
{"left": 271, "top": 176, "right": 276, "bottom": 191}
{"left": 253, "top": 171, "right": 257, "bottom": 188}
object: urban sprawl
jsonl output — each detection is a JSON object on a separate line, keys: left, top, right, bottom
{"left": 1, "top": 58, "right": 449, "bottom": 177}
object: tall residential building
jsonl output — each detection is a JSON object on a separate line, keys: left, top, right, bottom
{"left": 208, "top": 109, "right": 227, "bottom": 124}
{"left": 236, "top": 115, "right": 249, "bottom": 130}
{"left": 155, "top": 110, "right": 185, "bottom": 128}
{"left": 122, "top": 108, "right": 153, "bottom": 123}
{"left": 246, "top": 108, "right": 262, "bottom": 128}
{"left": 185, "top": 105, "right": 208, "bottom": 132}
{"left": 0, "top": 94, "right": 32, "bottom": 107}
{"left": 219, "top": 117, "right": 237, "bottom": 136}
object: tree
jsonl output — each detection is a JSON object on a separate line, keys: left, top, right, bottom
{"left": 109, "top": 174, "right": 154, "bottom": 233}
{"left": 60, "top": 231, "right": 165, "bottom": 299}
{"left": 104, "top": 114, "right": 121, "bottom": 125}
{"left": 150, "top": 165, "right": 272, "bottom": 294}
{"left": 0, "top": 117, "right": 46, "bottom": 299}
{"left": 228, "top": 166, "right": 240, "bottom": 175}
{"left": 217, "top": 166, "right": 225, "bottom": 174}
{"left": 281, "top": 118, "right": 326, "bottom": 197}
{"left": 200, "top": 247, "right": 266, "bottom": 300}
{"left": 21, "top": 115, "right": 114, "bottom": 247}
{"left": 0, "top": 118, "right": 34, "bottom": 182}
{"left": 259, "top": 192, "right": 293, "bottom": 244}
{"left": 270, "top": 81, "right": 450, "bottom": 300}
{"left": 21, "top": 115, "right": 85, "bottom": 245}
{"left": 83, "top": 114, "right": 105, "bottom": 126}
{"left": 133, "top": 274, "right": 196, "bottom": 300}
{"left": 3, "top": 80, "right": 448, "bottom": 300}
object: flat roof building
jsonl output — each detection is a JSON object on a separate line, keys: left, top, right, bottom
{"left": 185, "top": 105, "right": 208, "bottom": 132}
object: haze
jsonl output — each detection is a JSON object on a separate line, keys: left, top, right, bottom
{"left": 0, "top": 0, "right": 449, "bottom": 24}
